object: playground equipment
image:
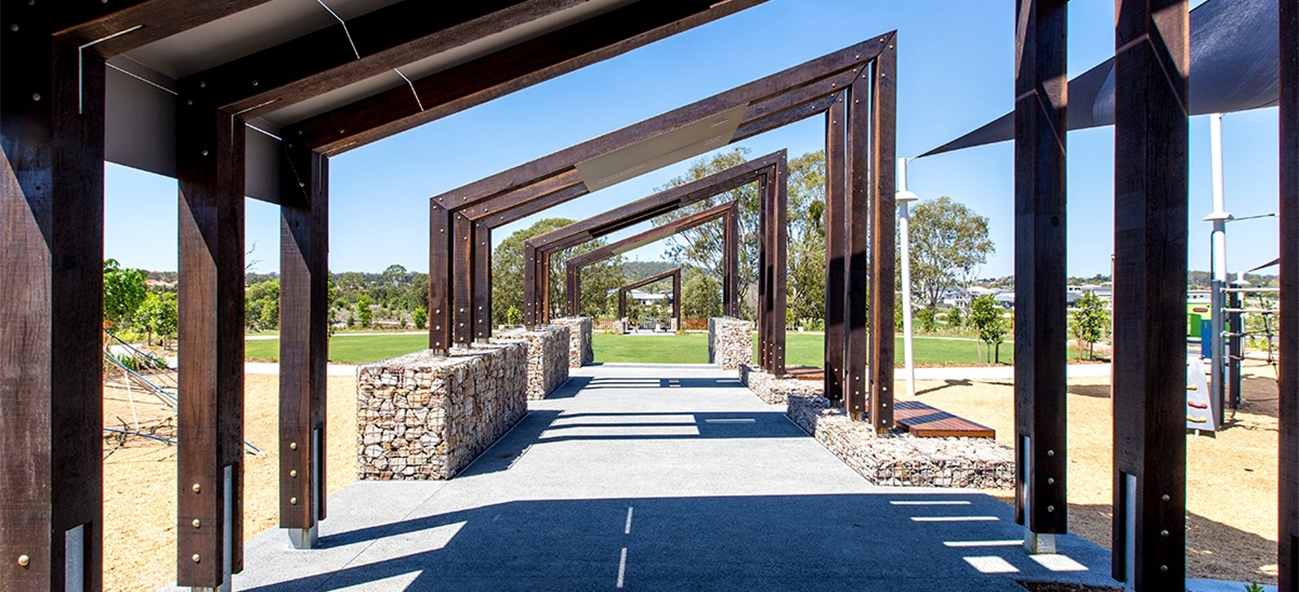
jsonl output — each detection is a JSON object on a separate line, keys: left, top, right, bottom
{"left": 102, "top": 331, "right": 261, "bottom": 455}
{"left": 1195, "top": 278, "right": 1280, "bottom": 431}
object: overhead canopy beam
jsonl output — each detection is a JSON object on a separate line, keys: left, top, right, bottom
{"left": 521, "top": 152, "right": 784, "bottom": 327}
{"left": 433, "top": 38, "right": 886, "bottom": 219}
{"left": 56, "top": 1, "right": 275, "bottom": 56}
{"left": 183, "top": 1, "right": 589, "bottom": 120}
{"left": 290, "top": 0, "right": 772, "bottom": 154}
{"left": 565, "top": 201, "right": 738, "bottom": 317}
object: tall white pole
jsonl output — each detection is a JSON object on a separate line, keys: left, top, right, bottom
{"left": 898, "top": 157, "right": 917, "bottom": 398}
{"left": 1206, "top": 113, "right": 1230, "bottom": 416}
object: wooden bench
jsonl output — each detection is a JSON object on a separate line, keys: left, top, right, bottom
{"left": 894, "top": 400, "right": 996, "bottom": 438}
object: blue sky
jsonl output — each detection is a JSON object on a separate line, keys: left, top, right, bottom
{"left": 105, "top": 0, "right": 1280, "bottom": 278}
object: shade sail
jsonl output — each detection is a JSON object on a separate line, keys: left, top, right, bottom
{"left": 919, "top": 0, "right": 1279, "bottom": 158}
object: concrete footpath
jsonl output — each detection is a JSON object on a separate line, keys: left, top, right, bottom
{"left": 197, "top": 364, "right": 1119, "bottom": 591}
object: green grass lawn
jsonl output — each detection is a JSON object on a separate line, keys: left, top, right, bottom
{"left": 245, "top": 331, "right": 1081, "bottom": 366}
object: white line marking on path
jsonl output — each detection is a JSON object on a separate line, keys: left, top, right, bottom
{"left": 617, "top": 547, "right": 628, "bottom": 588}
{"left": 625, "top": 506, "right": 634, "bottom": 535}
{"left": 911, "top": 516, "right": 999, "bottom": 522}
{"left": 964, "top": 556, "right": 1019, "bottom": 574}
{"left": 943, "top": 540, "right": 1023, "bottom": 548}
{"left": 889, "top": 500, "right": 972, "bottom": 506}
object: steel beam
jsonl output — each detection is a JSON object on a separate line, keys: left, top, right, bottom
{"left": 1013, "top": 0, "right": 1069, "bottom": 548}
{"left": 1110, "top": 1, "right": 1189, "bottom": 588}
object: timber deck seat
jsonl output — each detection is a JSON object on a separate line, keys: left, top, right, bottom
{"left": 894, "top": 400, "right": 996, "bottom": 438}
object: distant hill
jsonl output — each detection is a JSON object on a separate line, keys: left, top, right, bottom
{"left": 623, "top": 260, "right": 678, "bottom": 283}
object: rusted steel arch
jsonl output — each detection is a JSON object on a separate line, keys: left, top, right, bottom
{"left": 429, "top": 38, "right": 897, "bottom": 423}
{"left": 617, "top": 268, "right": 683, "bottom": 330}
{"left": 563, "top": 201, "right": 738, "bottom": 319}
{"left": 522, "top": 152, "right": 785, "bottom": 329}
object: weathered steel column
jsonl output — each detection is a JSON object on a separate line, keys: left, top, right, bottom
{"left": 724, "top": 201, "right": 740, "bottom": 317}
{"left": 823, "top": 95, "right": 848, "bottom": 406}
{"left": 618, "top": 287, "right": 628, "bottom": 320}
{"left": 672, "top": 268, "right": 683, "bottom": 331}
{"left": 429, "top": 202, "right": 452, "bottom": 352}
{"left": 452, "top": 213, "right": 475, "bottom": 345}
{"left": 769, "top": 158, "right": 789, "bottom": 377}
{"left": 540, "top": 251, "right": 553, "bottom": 323}
{"left": 1013, "top": 0, "right": 1068, "bottom": 553}
{"left": 522, "top": 242, "right": 538, "bottom": 329}
{"left": 1110, "top": 1, "right": 1189, "bottom": 589}
{"left": 0, "top": 24, "right": 105, "bottom": 591}
{"left": 1278, "top": 0, "right": 1298, "bottom": 588}
{"left": 278, "top": 146, "right": 328, "bottom": 549}
{"left": 867, "top": 39, "right": 897, "bottom": 432}
{"left": 176, "top": 97, "right": 247, "bottom": 588}
{"left": 844, "top": 77, "right": 872, "bottom": 422}
{"left": 567, "top": 264, "right": 582, "bottom": 318}
{"left": 758, "top": 176, "right": 770, "bottom": 370}
{"left": 473, "top": 223, "right": 491, "bottom": 341}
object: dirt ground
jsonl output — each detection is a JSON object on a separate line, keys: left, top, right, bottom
{"left": 899, "top": 359, "right": 1282, "bottom": 586}
{"left": 100, "top": 360, "right": 1282, "bottom": 589}
{"left": 101, "top": 374, "right": 358, "bottom": 592}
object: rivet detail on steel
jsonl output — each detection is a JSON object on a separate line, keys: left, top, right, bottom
{"left": 1047, "top": 477, "right": 1055, "bottom": 485}
{"left": 31, "top": 93, "right": 40, "bottom": 101}
{"left": 192, "top": 554, "right": 201, "bottom": 563}
{"left": 192, "top": 519, "right": 201, "bottom": 528}
{"left": 290, "top": 497, "right": 298, "bottom": 505}
{"left": 290, "top": 470, "right": 297, "bottom": 478}
{"left": 1161, "top": 494, "right": 1170, "bottom": 502}
{"left": 192, "top": 483, "right": 202, "bottom": 493}
{"left": 1160, "top": 530, "right": 1169, "bottom": 537}
{"left": 18, "top": 555, "right": 30, "bottom": 567}
{"left": 1047, "top": 449, "right": 1055, "bottom": 456}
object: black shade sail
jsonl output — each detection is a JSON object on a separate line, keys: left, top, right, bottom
{"left": 920, "top": 0, "right": 1278, "bottom": 157}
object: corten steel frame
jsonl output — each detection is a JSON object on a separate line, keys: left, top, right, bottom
{"left": 0, "top": 1, "right": 770, "bottom": 588}
{"left": 564, "top": 201, "right": 738, "bottom": 319}
{"left": 430, "top": 38, "right": 897, "bottom": 429}
{"left": 1278, "top": 0, "right": 1297, "bottom": 589}
{"left": 526, "top": 153, "right": 784, "bottom": 328}
{"left": 1013, "top": 0, "right": 1069, "bottom": 550}
{"left": 616, "top": 268, "right": 683, "bottom": 330}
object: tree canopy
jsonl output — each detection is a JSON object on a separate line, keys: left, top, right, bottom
{"left": 907, "top": 196, "right": 995, "bottom": 309}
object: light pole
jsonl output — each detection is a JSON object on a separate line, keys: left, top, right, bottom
{"left": 1204, "top": 113, "right": 1230, "bottom": 418}
{"left": 897, "top": 157, "right": 919, "bottom": 397}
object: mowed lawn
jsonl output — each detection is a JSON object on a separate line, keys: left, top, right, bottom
{"left": 246, "top": 331, "right": 1078, "bottom": 366}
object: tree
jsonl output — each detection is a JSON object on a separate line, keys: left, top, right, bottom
{"left": 357, "top": 295, "right": 372, "bottom": 328}
{"left": 946, "top": 306, "right": 964, "bottom": 330}
{"left": 1070, "top": 292, "right": 1109, "bottom": 360}
{"left": 681, "top": 268, "right": 722, "bottom": 318}
{"left": 244, "top": 279, "right": 280, "bottom": 331}
{"left": 786, "top": 151, "right": 828, "bottom": 326}
{"left": 908, "top": 196, "right": 995, "bottom": 309}
{"left": 135, "top": 292, "right": 178, "bottom": 346}
{"left": 915, "top": 307, "right": 937, "bottom": 333}
{"left": 380, "top": 264, "right": 411, "bottom": 287}
{"left": 969, "top": 294, "right": 1008, "bottom": 363}
{"left": 413, "top": 306, "right": 427, "bottom": 330}
{"left": 103, "top": 259, "right": 147, "bottom": 329}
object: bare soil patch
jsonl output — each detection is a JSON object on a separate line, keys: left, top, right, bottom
{"left": 102, "top": 374, "right": 358, "bottom": 592}
{"left": 900, "top": 359, "right": 1281, "bottom": 585}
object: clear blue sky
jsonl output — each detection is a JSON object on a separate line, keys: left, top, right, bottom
{"left": 105, "top": 0, "right": 1280, "bottom": 279}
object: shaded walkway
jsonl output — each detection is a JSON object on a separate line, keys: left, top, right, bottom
{"left": 206, "top": 365, "right": 1118, "bottom": 591}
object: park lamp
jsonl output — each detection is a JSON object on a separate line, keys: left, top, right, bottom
{"left": 896, "top": 157, "right": 920, "bottom": 398}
